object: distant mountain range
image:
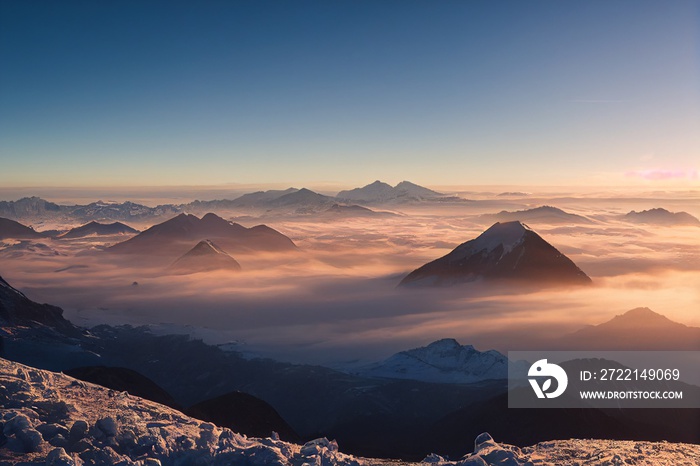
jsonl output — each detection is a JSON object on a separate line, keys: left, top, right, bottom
{"left": 400, "top": 221, "right": 591, "bottom": 287}
{"left": 0, "top": 181, "right": 455, "bottom": 223}
{"left": 481, "top": 206, "right": 593, "bottom": 224}
{"left": 621, "top": 208, "right": 700, "bottom": 226}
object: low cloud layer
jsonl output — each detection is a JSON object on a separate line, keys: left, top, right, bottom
{"left": 2, "top": 196, "right": 699, "bottom": 364}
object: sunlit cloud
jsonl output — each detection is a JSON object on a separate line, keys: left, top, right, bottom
{"left": 625, "top": 168, "right": 699, "bottom": 181}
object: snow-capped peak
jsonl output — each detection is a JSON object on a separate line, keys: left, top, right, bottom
{"left": 452, "top": 221, "right": 531, "bottom": 260}
{"left": 355, "top": 339, "right": 508, "bottom": 383}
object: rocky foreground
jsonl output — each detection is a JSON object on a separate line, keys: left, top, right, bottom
{"left": 1, "top": 358, "right": 698, "bottom": 466}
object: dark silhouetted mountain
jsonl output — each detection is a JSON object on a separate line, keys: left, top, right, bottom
{"left": 64, "top": 366, "right": 181, "bottom": 409}
{"left": 355, "top": 339, "right": 509, "bottom": 383}
{"left": 0, "top": 276, "right": 79, "bottom": 337}
{"left": 559, "top": 307, "right": 700, "bottom": 350}
{"left": 169, "top": 240, "right": 242, "bottom": 274}
{"left": 0, "top": 197, "right": 62, "bottom": 219}
{"left": 336, "top": 180, "right": 444, "bottom": 204}
{"left": 400, "top": 221, "right": 591, "bottom": 287}
{"left": 186, "top": 391, "right": 300, "bottom": 442}
{"left": 622, "top": 208, "right": 700, "bottom": 226}
{"left": 0, "top": 217, "right": 47, "bottom": 240}
{"left": 59, "top": 221, "right": 139, "bottom": 239}
{"left": 482, "top": 206, "right": 593, "bottom": 224}
{"left": 108, "top": 213, "right": 296, "bottom": 258}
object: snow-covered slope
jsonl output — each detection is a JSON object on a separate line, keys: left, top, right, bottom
{"left": 400, "top": 221, "right": 591, "bottom": 287}
{"left": 2, "top": 357, "right": 699, "bottom": 466}
{"left": 356, "top": 339, "right": 509, "bottom": 383}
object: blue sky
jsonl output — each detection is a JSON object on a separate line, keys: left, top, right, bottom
{"left": 1, "top": 0, "right": 698, "bottom": 187}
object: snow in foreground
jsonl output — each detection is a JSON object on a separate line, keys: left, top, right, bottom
{"left": 1, "top": 358, "right": 698, "bottom": 466}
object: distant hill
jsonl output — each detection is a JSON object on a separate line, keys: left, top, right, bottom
{"left": 336, "top": 180, "right": 444, "bottom": 204}
{"left": 59, "top": 221, "right": 139, "bottom": 239}
{"left": 169, "top": 240, "right": 242, "bottom": 274}
{"left": 400, "top": 221, "right": 591, "bottom": 287}
{"left": 558, "top": 307, "right": 700, "bottom": 350}
{"left": 0, "top": 217, "right": 47, "bottom": 240}
{"left": 482, "top": 206, "right": 593, "bottom": 224}
{"left": 622, "top": 208, "right": 700, "bottom": 226}
{"left": 108, "top": 212, "right": 296, "bottom": 258}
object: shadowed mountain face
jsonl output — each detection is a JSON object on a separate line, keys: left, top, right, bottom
{"left": 622, "top": 208, "right": 700, "bottom": 226}
{"left": 558, "top": 307, "right": 700, "bottom": 350}
{"left": 108, "top": 212, "right": 296, "bottom": 258}
{"left": 59, "top": 221, "right": 139, "bottom": 239}
{"left": 186, "top": 391, "right": 300, "bottom": 443}
{"left": 169, "top": 240, "right": 242, "bottom": 274}
{"left": 0, "top": 276, "right": 79, "bottom": 337}
{"left": 400, "top": 221, "right": 591, "bottom": 287}
{"left": 0, "top": 218, "right": 47, "bottom": 240}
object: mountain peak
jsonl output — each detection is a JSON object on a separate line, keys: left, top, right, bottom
{"left": 425, "top": 338, "right": 462, "bottom": 350}
{"left": 607, "top": 307, "right": 681, "bottom": 328}
{"left": 400, "top": 221, "right": 590, "bottom": 287}
{"left": 169, "top": 239, "right": 241, "bottom": 274}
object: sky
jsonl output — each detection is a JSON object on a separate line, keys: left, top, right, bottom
{"left": 1, "top": 0, "right": 698, "bottom": 188}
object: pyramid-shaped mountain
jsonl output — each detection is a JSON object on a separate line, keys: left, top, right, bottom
{"left": 400, "top": 221, "right": 591, "bottom": 287}
{"left": 169, "top": 240, "right": 242, "bottom": 274}
{"left": 108, "top": 213, "right": 296, "bottom": 257}
{"left": 59, "top": 221, "right": 139, "bottom": 239}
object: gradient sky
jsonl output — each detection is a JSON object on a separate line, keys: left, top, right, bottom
{"left": 1, "top": 0, "right": 698, "bottom": 188}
